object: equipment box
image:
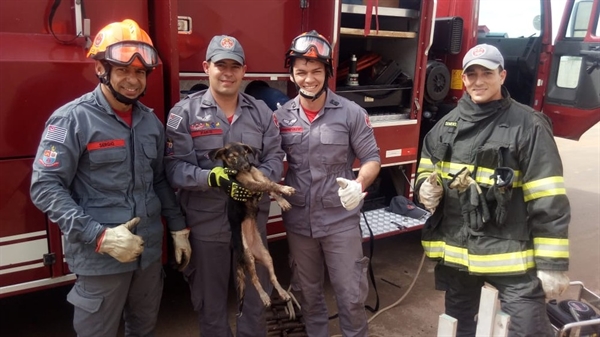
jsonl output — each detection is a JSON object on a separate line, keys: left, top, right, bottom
{"left": 336, "top": 84, "right": 409, "bottom": 109}
{"left": 547, "top": 281, "right": 600, "bottom": 337}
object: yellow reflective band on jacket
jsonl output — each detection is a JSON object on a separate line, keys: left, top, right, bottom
{"left": 533, "top": 237, "right": 570, "bottom": 258}
{"left": 418, "top": 159, "right": 523, "bottom": 188}
{"left": 523, "top": 176, "right": 566, "bottom": 201}
{"left": 422, "top": 240, "right": 536, "bottom": 274}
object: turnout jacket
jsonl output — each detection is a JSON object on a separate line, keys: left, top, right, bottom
{"left": 274, "top": 90, "right": 380, "bottom": 238}
{"left": 416, "top": 87, "right": 570, "bottom": 275}
{"left": 30, "top": 85, "right": 186, "bottom": 275}
{"left": 164, "top": 89, "right": 284, "bottom": 243}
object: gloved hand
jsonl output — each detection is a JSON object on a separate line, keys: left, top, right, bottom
{"left": 537, "top": 270, "right": 570, "bottom": 299}
{"left": 96, "top": 217, "right": 144, "bottom": 263}
{"left": 418, "top": 172, "right": 444, "bottom": 213}
{"left": 448, "top": 167, "right": 490, "bottom": 231}
{"left": 171, "top": 228, "right": 192, "bottom": 271}
{"left": 336, "top": 177, "right": 366, "bottom": 211}
{"left": 486, "top": 167, "right": 515, "bottom": 225}
{"left": 208, "top": 167, "right": 252, "bottom": 202}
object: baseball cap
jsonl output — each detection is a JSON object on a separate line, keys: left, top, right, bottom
{"left": 385, "top": 196, "right": 428, "bottom": 220}
{"left": 206, "top": 35, "right": 245, "bottom": 64}
{"left": 462, "top": 44, "right": 504, "bottom": 71}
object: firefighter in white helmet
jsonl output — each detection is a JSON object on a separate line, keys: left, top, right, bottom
{"left": 417, "top": 44, "right": 570, "bottom": 337}
{"left": 30, "top": 19, "right": 190, "bottom": 337}
{"left": 275, "top": 30, "right": 381, "bottom": 337}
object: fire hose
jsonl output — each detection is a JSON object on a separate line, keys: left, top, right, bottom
{"left": 336, "top": 53, "right": 382, "bottom": 82}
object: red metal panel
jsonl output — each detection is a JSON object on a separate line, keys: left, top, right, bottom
{"left": 372, "top": 124, "right": 419, "bottom": 166}
{"left": 177, "top": 0, "right": 303, "bottom": 73}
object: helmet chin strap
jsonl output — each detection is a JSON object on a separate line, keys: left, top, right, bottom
{"left": 294, "top": 76, "right": 328, "bottom": 102}
{"left": 98, "top": 64, "right": 145, "bottom": 106}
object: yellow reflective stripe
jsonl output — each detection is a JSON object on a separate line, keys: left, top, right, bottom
{"left": 523, "top": 176, "right": 566, "bottom": 201}
{"left": 421, "top": 240, "right": 537, "bottom": 274}
{"left": 422, "top": 240, "right": 444, "bottom": 258}
{"left": 418, "top": 158, "right": 434, "bottom": 173}
{"left": 533, "top": 237, "right": 569, "bottom": 258}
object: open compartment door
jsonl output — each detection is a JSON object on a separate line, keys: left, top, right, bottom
{"left": 544, "top": 0, "right": 600, "bottom": 140}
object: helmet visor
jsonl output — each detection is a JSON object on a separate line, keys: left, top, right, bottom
{"left": 290, "top": 35, "right": 331, "bottom": 59}
{"left": 105, "top": 42, "right": 159, "bottom": 68}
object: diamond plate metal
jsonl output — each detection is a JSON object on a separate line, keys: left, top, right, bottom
{"left": 359, "top": 208, "right": 430, "bottom": 239}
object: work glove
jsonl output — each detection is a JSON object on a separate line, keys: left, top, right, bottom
{"left": 448, "top": 167, "right": 491, "bottom": 231}
{"left": 418, "top": 172, "right": 444, "bottom": 213}
{"left": 96, "top": 217, "right": 144, "bottom": 263}
{"left": 336, "top": 177, "right": 366, "bottom": 211}
{"left": 208, "top": 167, "right": 252, "bottom": 202}
{"left": 171, "top": 228, "right": 192, "bottom": 271}
{"left": 486, "top": 167, "right": 515, "bottom": 226}
{"left": 537, "top": 270, "right": 570, "bottom": 299}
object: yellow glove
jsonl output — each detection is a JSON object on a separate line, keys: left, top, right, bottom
{"left": 208, "top": 167, "right": 252, "bottom": 202}
{"left": 96, "top": 217, "right": 144, "bottom": 263}
{"left": 171, "top": 228, "right": 192, "bottom": 271}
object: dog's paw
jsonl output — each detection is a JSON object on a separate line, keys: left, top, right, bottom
{"left": 278, "top": 200, "right": 292, "bottom": 212}
{"left": 280, "top": 186, "right": 296, "bottom": 196}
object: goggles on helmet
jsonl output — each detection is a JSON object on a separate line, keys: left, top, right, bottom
{"left": 290, "top": 34, "right": 331, "bottom": 60}
{"left": 105, "top": 41, "right": 159, "bottom": 68}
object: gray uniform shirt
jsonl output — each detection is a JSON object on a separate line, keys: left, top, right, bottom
{"left": 164, "top": 89, "right": 284, "bottom": 242}
{"left": 274, "top": 89, "right": 380, "bottom": 238}
{"left": 30, "top": 85, "right": 186, "bottom": 275}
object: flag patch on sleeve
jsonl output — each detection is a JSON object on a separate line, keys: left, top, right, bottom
{"left": 44, "top": 125, "right": 67, "bottom": 143}
{"left": 167, "top": 113, "right": 183, "bottom": 129}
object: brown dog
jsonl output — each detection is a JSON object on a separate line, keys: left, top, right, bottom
{"left": 210, "top": 142, "right": 293, "bottom": 310}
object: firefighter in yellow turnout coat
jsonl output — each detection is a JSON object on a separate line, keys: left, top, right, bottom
{"left": 416, "top": 44, "right": 570, "bottom": 337}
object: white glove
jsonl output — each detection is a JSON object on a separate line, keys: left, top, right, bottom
{"left": 171, "top": 228, "right": 192, "bottom": 271}
{"left": 537, "top": 270, "right": 570, "bottom": 299}
{"left": 336, "top": 177, "right": 366, "bottom": 211}
{"left": 418, "top": 172, "right": 444, "bottom": 213}
{"left": 96, "top": 217, "right": 144, "bottom": 263}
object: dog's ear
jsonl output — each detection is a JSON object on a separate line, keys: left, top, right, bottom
{"left": 208, "top": 147, "right": 226, "bottom": 161}
{"left": 242, "top": 144, "right": 254, "bottom": 155}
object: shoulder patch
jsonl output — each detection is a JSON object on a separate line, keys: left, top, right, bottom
{"left": 44, "top": 125, "right": 67, "bottom": 143}
{"left": 38, "top": 146, "right": 60, "bottom": 167}
{"left": 365, "top": 114, "right": 372, "bottom": 128}
{"left": 272, "top": 113, "right": 279, "bottom": 128}
{"left": 167, "top": 113, "right": 183, "bottom": 129}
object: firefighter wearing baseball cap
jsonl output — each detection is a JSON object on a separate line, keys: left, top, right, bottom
{"left": 275, "top": 31, "right": 381, "bottom": 337}
{"left": 30, "top": 19, "right": 191, "bottom": 337}
{"left": 416, "top": 44, "right": 570, "bottom": 336}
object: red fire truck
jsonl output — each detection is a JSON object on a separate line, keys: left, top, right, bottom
{"left": 0, "top": 0, "right": 598, "bottom": 298}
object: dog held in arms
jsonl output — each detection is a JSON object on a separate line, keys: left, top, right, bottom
{"left": 210, "top": 142, "right": 293, "bottom": 311}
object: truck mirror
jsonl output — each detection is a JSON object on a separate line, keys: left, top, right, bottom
{"left": 533, "top": 15, "right": 541, "bottom": 31}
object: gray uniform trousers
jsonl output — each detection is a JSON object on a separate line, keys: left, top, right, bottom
{"left": 435, "top": 264, "right": 554, "bottom": 337}
{"left": 67, "top": 259, "right": 164, "bottom": 337}
{"left": 287, "top": 227, "right": 369, "bottom": 337}
{"left": 184, "top": 234, "right": 272, "bottom": 337}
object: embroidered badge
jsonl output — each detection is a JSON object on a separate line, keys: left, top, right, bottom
{"left": 280, "top": 126, "right": 303, "bottom": 133}
{"left": 444, "top": 121, "right": 458, "bottom": 127}
{"left": 365, "top": 114, "right": 372, "bottom": 128}
{"left": 165, "top": 138, "right": 174, "bottom": 156}
{"left": 39, "top": 146, "right": 59, "bottom": 167}
{"left": 282, "top": 118, "right": 297, "bottom": 126}
{"left": 190, "top": 123, "right": 205, "bottom": 131}
{"left": 191, "top": 122, "right": 222, "bottom": 138}
{"left": 87, "top": 139, "right": 125, "bottom": 151}
{"left": 44, "top": 125, "right": 67, "bottom": 144}
{"left": 167, "top": 113, "right": 183, "bottom": 129}
{"left": 272, "top": 113, "right": 279, "bottom": 128}
{"left": 220, "top": 37, "right": 235, "bottom": 49}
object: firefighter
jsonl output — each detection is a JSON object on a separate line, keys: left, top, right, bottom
{"left": 163, "top": 35, "right": 284, "bottom": 337}
{"left": 30, "top": 19, "right": 191, "bottom": 337}
{"left": 274, "top": 31, "right": 381, "bottom": 337}
{"left": 416, "top": 44, "right": 570, "bottom": 337}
